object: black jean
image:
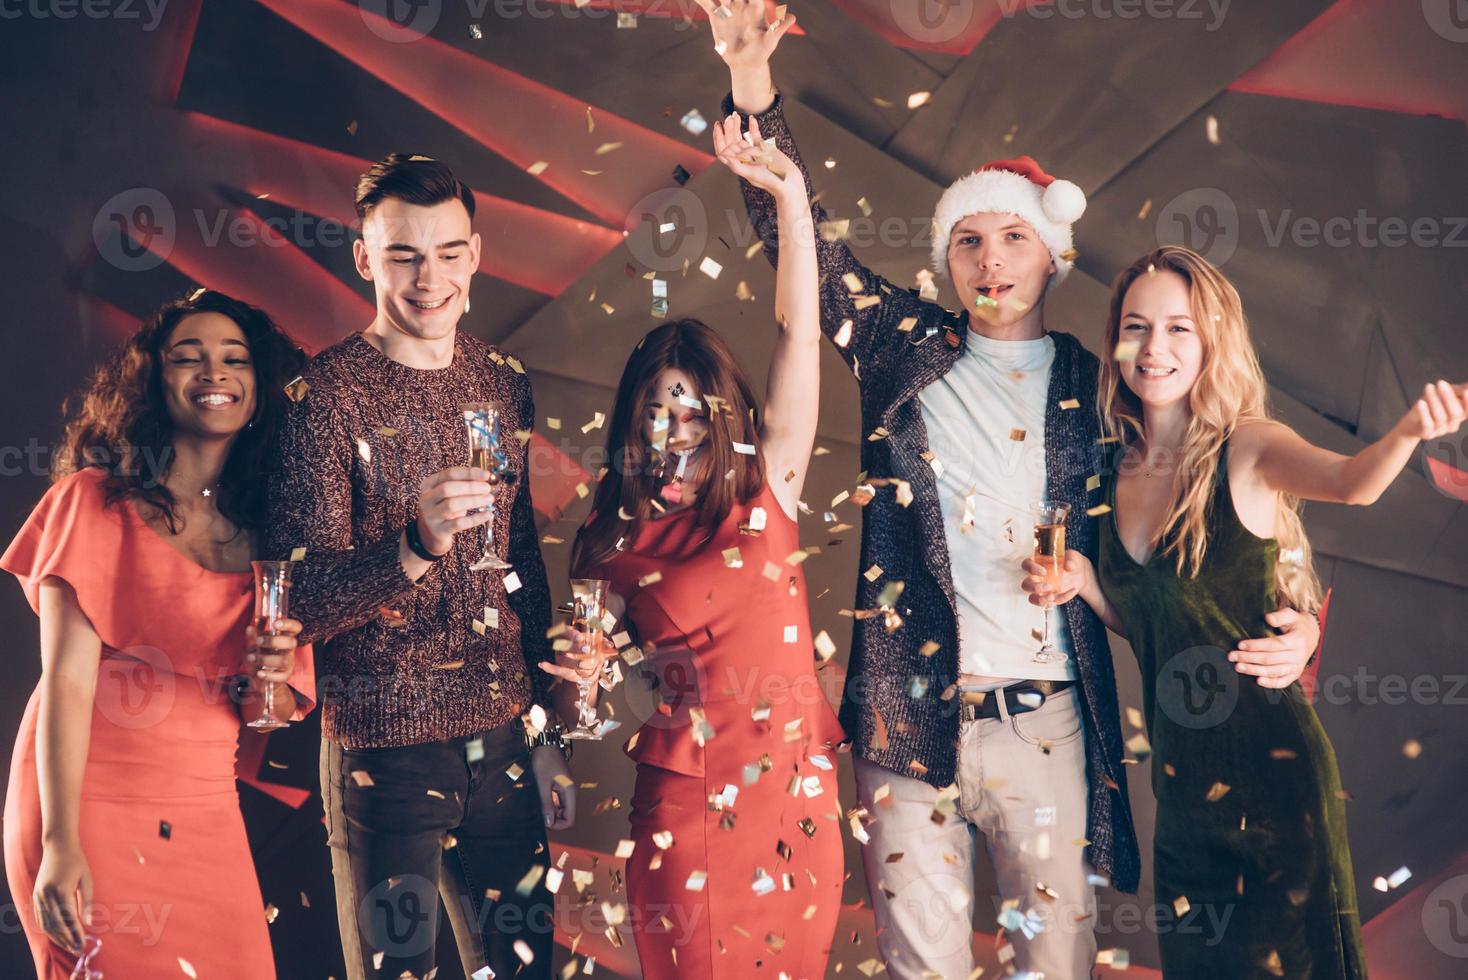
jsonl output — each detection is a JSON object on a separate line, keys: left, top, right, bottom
{"left": 320, "top": 721, "right": 553, "bottom": 980}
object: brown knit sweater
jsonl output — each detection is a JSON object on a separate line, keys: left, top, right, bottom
{"left": 265, "top": 331, "right": 553, "bottom": 747}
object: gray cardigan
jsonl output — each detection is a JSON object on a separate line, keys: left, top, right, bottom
{"left": 723, "top": 92, "right": 1141, "bottom": 893}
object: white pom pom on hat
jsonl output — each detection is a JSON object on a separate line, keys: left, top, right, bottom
{"left": 930, "top": 155, "right": 1086, "bottom": 289}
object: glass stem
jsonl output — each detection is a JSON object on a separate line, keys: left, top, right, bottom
{"left": 576, "top": 676, "right": 594, "bottom": 727}
{"left": 484, "top": 491, "right": 497, "bottom": 557}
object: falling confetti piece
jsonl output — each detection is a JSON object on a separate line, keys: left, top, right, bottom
{"left": 699, "top": 256, "right": 723, "bottom": 279}
{"left": 1206, "top": 114, "right": 1221, "bottom": 145}
{"left": 680, "top": 109, "right": 708, "bottom": 135}
{"left": 527, "top": 161, "right": 549, "bottom": 176}
{"left": 907, "top": 91, "right": 931, "bottom": 109}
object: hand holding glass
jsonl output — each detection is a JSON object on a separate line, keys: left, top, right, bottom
{"left": 461, "top": 401, "right": 519, "bottom": 571}
{"left": 1031, "top": 501, "right": 1072, "bottom": 666}
{"left": 246, "top": 560, "right": 293, "bottom": 731}
{"left": 564, "top": 578, "right": 611, "bottom": 740}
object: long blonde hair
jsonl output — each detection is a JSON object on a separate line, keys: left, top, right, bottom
{"left": 1097, "top": 246, "right": 1321, "bottom": 613}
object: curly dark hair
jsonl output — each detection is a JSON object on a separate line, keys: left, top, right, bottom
{"left": 53, "top": 289, "right": 307, "bottom": 536}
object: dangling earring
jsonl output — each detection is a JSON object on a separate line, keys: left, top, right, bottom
{"left": 464, "top": 295, "right": 471, "bottom": 313}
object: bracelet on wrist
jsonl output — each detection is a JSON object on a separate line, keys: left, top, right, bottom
{"left": 526, "top": 720, "right": 571, "bottom": 761}
{"left": 405, "top": 517, "right": 447, "bottom": 562}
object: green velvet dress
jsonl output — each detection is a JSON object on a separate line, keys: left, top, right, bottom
{"left": 1098, "top": 457, "right": 1367, "bottom": 978}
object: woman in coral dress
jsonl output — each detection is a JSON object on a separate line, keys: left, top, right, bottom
{"left": 555, "top": 115, "right": 844, "bottom": 979}
{"left": 2, "top": 290, "right": 314, "bottom": 979}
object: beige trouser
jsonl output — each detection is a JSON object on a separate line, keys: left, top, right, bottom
{"left": 854, "top": 686, "right": 1097, "bottom": 979}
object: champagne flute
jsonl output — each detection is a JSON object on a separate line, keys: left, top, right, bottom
{"left": 246, "top": 559, "right": 293, "bottom": 731}
{"left": 462, "top": 401, "right": 518, "bottom": 572}
{"left": 564, "top": 578, "right": 610, "bottom": 740}
{"left": 1032, "top": 501, "right": 1072, "bottom": 665}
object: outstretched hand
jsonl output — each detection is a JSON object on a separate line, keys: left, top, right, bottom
{"left": 711, "top": 113, "right": 805, "bottom": 204}
{"left": 693, "top": 0, "right": 796, "bottom": 70}
{"left": 1394, "top": 380, "right": 1467, "bottom": 441}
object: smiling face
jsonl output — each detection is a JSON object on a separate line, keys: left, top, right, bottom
{"left": 354, "top": 196, "right": 480, "bottom": 342}
{"left": 946, "top": 211, "right": 1055, "bottom": 327}
{"left": 159, "top": 312, "right": 258, "bottom": 439}
{"left": 642, "top": 368, "right": 709, "bottom": 459}
{"left": 1117, "top": 269, "right": 1206, "bottom": 410}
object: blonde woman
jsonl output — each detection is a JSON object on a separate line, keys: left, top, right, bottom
{"left": 1023, "top": 245, "right": 1465, "bottom": 978}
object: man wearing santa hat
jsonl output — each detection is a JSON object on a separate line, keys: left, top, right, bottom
{"left": 697, "top": 2, "right": 1322, "bottom": 976}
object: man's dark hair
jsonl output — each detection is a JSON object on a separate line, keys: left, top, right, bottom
{"left": 354, "top": 153, "right": 476, "bottom": 221}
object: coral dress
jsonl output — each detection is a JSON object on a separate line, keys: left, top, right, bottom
{"left": 594, "top": 482, "right": 847, "bottom": 980}
{"left": 1, "top": 468, "right": 315, "bottom": 979}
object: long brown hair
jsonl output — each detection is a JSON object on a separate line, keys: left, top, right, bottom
{"left": 1097, "top": 246, "right": 1321, "bottom": 612}
{"left": 572, "top": 319, "right": 766, "bottom": 573}
{"left": 54, "top": 289, "right": 307, "bottom": 535}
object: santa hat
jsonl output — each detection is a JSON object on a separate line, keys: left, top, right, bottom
{"left": 930, "top": 156, "right": 1087, "bottom": 288}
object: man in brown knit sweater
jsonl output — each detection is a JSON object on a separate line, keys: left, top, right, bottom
{"left": 266, "top": 153, "right": 573, "bottom": 980}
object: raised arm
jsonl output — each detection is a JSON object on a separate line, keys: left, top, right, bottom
{"left": 1236, "top": 380, "right": 1467, "bottom": 506}
{"left": 699, "top": 0, "right": 940, "bottom": 383}
{"left": 712, "top": 112, "right": 820, "bottom": 519}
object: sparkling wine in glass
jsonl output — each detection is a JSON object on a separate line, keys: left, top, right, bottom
{"left": 564, "top": 578, "right": 610, "bottom": 740}
{"left": 1032, "top": 501, "right": 1072, "bottom": 666}
{"left": 462, "top": 402, "right": 518, "bottom": 572}
{"left": 246, "top": 560, "right": 293, "bottom": 730}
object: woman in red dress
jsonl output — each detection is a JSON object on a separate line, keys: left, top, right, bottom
{"left": 2, "top": 290, "right": 315, "bottom": 979}
{"left": 552, "top": 114, "right": 844, "bottom": 978}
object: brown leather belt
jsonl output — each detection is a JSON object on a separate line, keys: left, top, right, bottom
{"left": 958, "top": 678, "right": 1077, "bottom": 722}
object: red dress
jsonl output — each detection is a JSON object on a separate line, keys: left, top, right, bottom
{"left": 595, "top": 483, "right": 846, "bottom": 979}
{"left": 1, "top": 468, "right": 315, "bottom": 979}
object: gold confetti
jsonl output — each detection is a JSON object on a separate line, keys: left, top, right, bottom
{"left": 1403, "top": 739, "right": 1423, "bottom": 759}
{"left": 1009, "top": 428, "right": 1026, "bottom": 442}
{"left": 1087, "top": 504, "right": 1113, "bottom": 517}
{"left": 907, "top": 91, "right": 931, "bottom": 109}
{"left": 1137, "top": 198, "right": 1153, "bottom": 220}
{"left": 526, "top": 161, "right": 549, "bottom": 176}
{"left": 595, "top": 141, "right": 624, "bottom": 156}
{"left": 1206, "top": 114, "right": 1221, "bottom": 145}
{"left": 818, "top": 219, "right": 850, "bottom": 242}
{"left": 1114, "top": 339, "right": 1141, "bottom": 362}
{"left": 1059, "top": 398, "right": 1081, "bottom": 410}
{"left": 289, "top": 546, "right": 307, "bottom": 562}
{"left": 699, "top": 256, "right": 723, "bottom": 279}
{"left": 1204, "top": 782, "right": 1231, "bottom": 802}
{"left": 284, "top": 376, "right": 309, "bottom": 402}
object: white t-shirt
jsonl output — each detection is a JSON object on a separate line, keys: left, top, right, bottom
{"left": 917, "top": 331, "right": 1077, "bottom": 681}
